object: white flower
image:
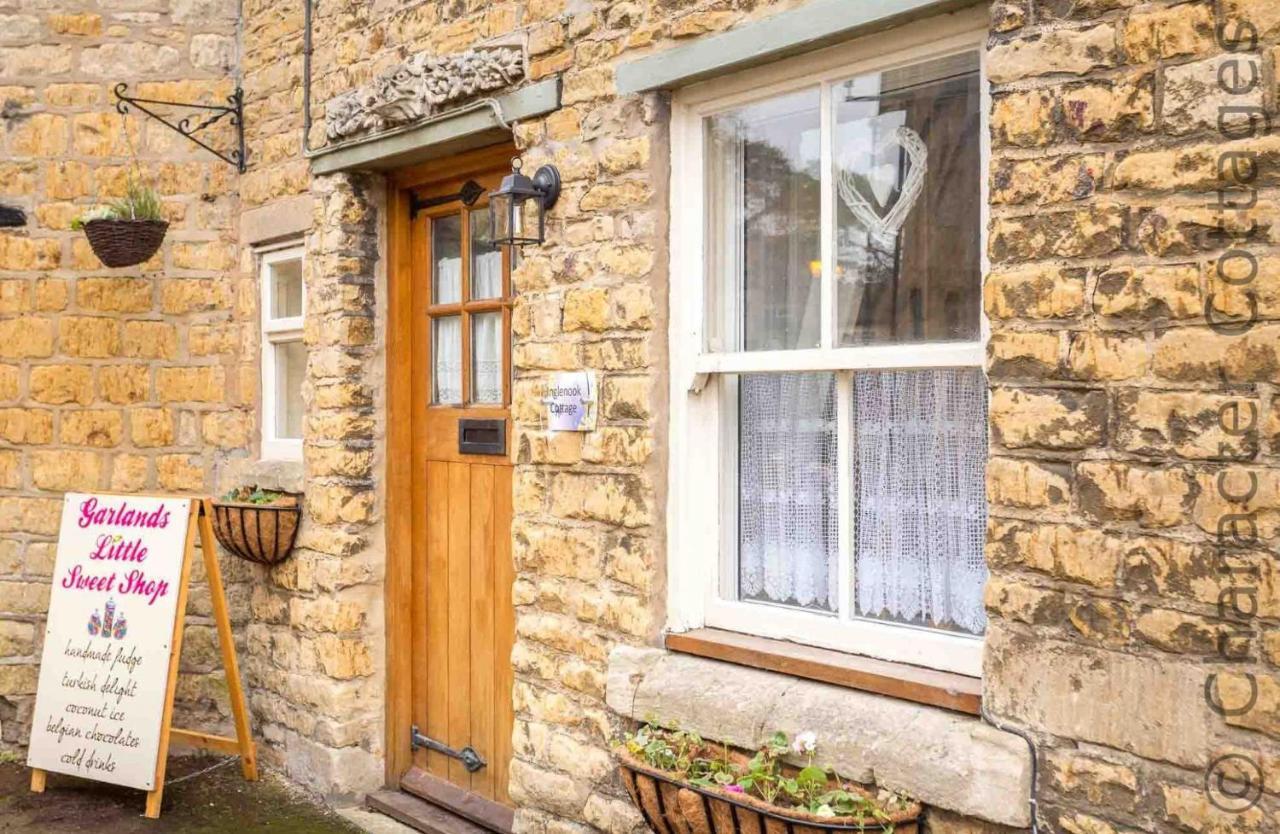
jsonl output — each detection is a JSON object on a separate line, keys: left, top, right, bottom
{"left": 791, "top": 731, "right": 817, "bottom": 755}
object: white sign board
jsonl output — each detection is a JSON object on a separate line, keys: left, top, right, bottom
{"left": 27, "top": 493, "right": 192, "bottom": 791}
{"left": 545, "top": 371, "right": 597, "bottom": 432}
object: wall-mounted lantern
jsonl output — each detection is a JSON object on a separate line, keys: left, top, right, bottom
{"left": 488, "top": 159, "right": 560, "bottom": 248}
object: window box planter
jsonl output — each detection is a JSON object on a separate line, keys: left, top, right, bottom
{"left": 82, "top": 218, "right": 169, "bottom": 268}
{"left": 210, "top": 491, "right": 301, "bottom": 566}
{"left": 617, "top": 752, "right": 922, "bottom": 834}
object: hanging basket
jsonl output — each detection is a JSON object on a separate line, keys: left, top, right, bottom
{"left": 210, "top": 495, "right": 301, "bottom": 566}
{"left": 82, "top": 218, "right": 168, "bottom": 268}
{"left": 618, "top": 753, "right": 922, "bottom": 834}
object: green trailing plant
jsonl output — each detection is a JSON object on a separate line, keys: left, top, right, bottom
{"left": 221, "top": 486, "right": 295, "bottom": 506}
{"left": 71, "top": 181, "right": 165, "bottom": 230}
{"left": 618, "top": 723, "right": 908, "bottom": 828}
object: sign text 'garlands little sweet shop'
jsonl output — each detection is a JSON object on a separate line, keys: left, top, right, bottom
{"left": 27, "top": 493, "right": 193, "bottom": 791}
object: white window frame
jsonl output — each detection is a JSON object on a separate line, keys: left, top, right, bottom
{"left": 666, "top": 8, "right": 991, "bottom": 678}
{"left": 259, "top": 245, "right": 306, "bottom": 461}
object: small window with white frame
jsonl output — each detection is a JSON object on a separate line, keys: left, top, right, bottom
{"left": 668, "top": 14, "right": 989, "bottom": 677}
{"left": 260, "top": 246, "right": 306, "bottom": 461}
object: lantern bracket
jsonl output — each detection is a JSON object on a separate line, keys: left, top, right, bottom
{"left": 530, "top": 164, "right": 561, "bottom": 210}
{"left": 113, "top": 82, "right": 247, "bottom": 173}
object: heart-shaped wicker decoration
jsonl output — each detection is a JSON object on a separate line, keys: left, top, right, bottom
{"left": 836, "top": 125, "right": 928, "bottom": 237}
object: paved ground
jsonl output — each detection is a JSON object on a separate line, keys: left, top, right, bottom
{"left": 0, "top": 755, "right": 369, "bottom": 833}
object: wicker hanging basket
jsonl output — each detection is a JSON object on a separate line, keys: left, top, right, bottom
{"left": 83, "top": 218, "right": 168, "bottom": 268}
{"left": 210, "top": 496, "right": 301, "bottom": 566}
{"left": 618, "top": 753, "right": 922, "bottom": 834}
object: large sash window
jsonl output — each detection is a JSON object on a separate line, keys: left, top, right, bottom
{"left": 668, "top": 20, "right": 989, "bottom": 676}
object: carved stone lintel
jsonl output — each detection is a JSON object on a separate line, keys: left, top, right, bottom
{"left": 325, "top": 46, "right": 525, "bottom": 141}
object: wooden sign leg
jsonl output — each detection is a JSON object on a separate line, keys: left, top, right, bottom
{"left": 144, "top": 499, "right": 200, "bottom": 819}
{"left": 30, "top": 768, "right": 46, "bottom": 793}
{"left": 197, "top": 499, "right": 258, "bottom": 781}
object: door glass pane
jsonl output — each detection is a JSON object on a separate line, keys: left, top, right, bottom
{"left": 737, "top": 372, "right": 837, "bottom": 611}
{"left": 273, "top": 339, "right": 305, "bottom": 439}
{"left": 834, "top": 53, "right": 981, "bottom": 346}
{"left": 706, "top": 89, "right": 821, "bottom": 352}
{"left": 472, "top": 311, "right": 503, "bottom": 404}
{"left": 471, "top": 208, "right": 503, "bottom": 300}
{"left": 432, "top": 214, "right": 462, "bottom": 304}
{"left": 269, "top": 258, "right": 303, "bottom": 319}
{"left": 852, "top": 367, "right": 987, "bottom": 634}
{"left": 432, "top": 316, "right": 462, "bottom": 404}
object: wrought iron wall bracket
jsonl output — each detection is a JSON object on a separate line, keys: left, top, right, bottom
{"left": 113, "top": 82, "right": 247, "bottom": 173}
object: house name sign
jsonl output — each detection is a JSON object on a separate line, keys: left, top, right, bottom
{"left": 544, "top": 371, "right": 597, "bottom": 432}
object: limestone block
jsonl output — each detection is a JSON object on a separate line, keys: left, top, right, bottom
{"left": 984, "top": 627, "right": 1214, "bottom": 769}
{"left": 1114, "top": 390, "right": 1258, "bottom": 459}
{"left": 1122, "top": 3, "right": 1214, "bottom": 62}
{"left": 986, "top": 457, "right": 1071, "bottom": 511}
{"left": 984, "top": 265, "right": 1086, "bottom": 320}
{"left": 60, "top": 409, "right": 124, "bottom": 448}
{"left": 1092, "top": 264, "right": 1201, "bottom": 319}
{"left": 990, "top": 387, "right": 1108, "bottom": 450}
{"left": 987, "top": 25, "right": 1116, "bottom": 84}
{"left": 1064, "top": 333, "right": 1147, "bottom": 381}
{"left": 1163, "top": 55, "right": 1266, "bottom": 137}
{"left": 30, "top": 364, "right": 93, "bottom": 405}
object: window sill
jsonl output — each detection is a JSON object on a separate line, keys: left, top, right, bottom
{"left": 605, "top": 644, "right": 1031, "bottom": 829}
{"left": 664, "top": 628, "right": 981, "bottom": 715}
{"left": 239, "top": 458, "right": 304, "bottom": 494}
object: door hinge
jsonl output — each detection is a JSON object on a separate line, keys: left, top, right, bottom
{"left": 410, "top": 180, "right": 485, "bottom": 218}
{"left": 410, "top": 725, "right": 486, "bottom": 773}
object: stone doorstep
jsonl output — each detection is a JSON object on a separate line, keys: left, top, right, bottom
{"left": 605, "top": 646, "right": 1033, "bottom": 829}
{"left": 341, "top": 805, "right": 421, "bottom": 834}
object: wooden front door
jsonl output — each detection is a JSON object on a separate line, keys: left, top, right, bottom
{"left": 399, "top": 149, "right": 517, "bottom": 817}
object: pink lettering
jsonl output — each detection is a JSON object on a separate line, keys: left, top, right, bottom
{"left": 61, "top": 564, "right": 116, "bottom": 594}
{"left": 89, "top": 534, "right": 149, "bottom": 563}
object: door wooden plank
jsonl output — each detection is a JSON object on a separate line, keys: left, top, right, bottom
{"left": 412, "top": 214, "right": 434, "bottom": 777}
{"left": 424, "top": 460, "right": 451, "bottom": 778}
{"left": 468, "top": 464, "right": 496, "bottom": 799}
{"left": 446, "top": 461, "right": 473, "bottom": 789}
{"left": 386, "top": 184, "right": 416, "bottom": 784}
{"left": 492, "top": 465, "right": 515, "bottom": 805}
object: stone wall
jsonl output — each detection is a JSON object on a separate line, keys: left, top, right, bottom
{"left": 983, "top": 0, "right": 1280, "bottom": 831}
{"left": 232, "top": 0, "right": 387, "bottom": 795}
{"left": 0, "top": 0, "right": 249, "bottom": 746}
{"left": 239, "top": 0, "right": 811, "bottom": 820}
{"left": 10, "top": 0, "right": 1280, "bottom": 832}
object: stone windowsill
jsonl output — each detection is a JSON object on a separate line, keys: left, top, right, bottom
{"left": 241, "top": 458, "right": 305, "bottom": 494}
{"left": 605, "top": 645, "right": 1032, "bottom": 829}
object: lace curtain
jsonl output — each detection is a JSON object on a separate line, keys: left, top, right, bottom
{"left": 472, "top": 312, "right": 503, "bottom": 403}
{"left": 435, "top": 255, "right": 461, "bottom": 304}
{"left": 473, "top": 250, "right": 503, "bottom": 298}
{"left": 433, "top": 314, "right": 462, "bottom": 404}
{"left": 735, "top": 369, "right": 987, "bottom": 633}
{"left": 738, "top": 373, "right": 838, "bottom": 611}
{"left": 853, "top": 368, "right": 988, "bottom": 634}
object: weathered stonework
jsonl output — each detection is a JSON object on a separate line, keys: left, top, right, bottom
{"left": 7, "top": 0, "right": 1280, "bottom": 833}
{"left": 985, "top": 0, "right": 1280, "bottom": 830}
{"left": 0, "top": 0, "right": 248, "bottom": 748}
